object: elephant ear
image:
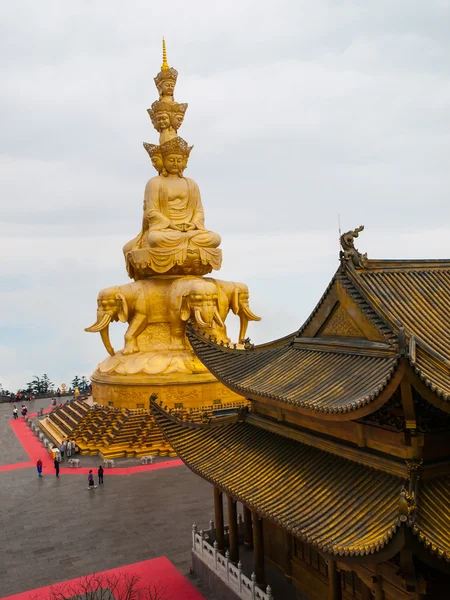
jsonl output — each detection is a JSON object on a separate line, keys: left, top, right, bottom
{"left": 180, "top": 293, "right": 190, "bottom": 321}
{"left": 115, "top": 293, "right": 129, "bottom": 323}
{"left": 231, "top": 288, "right": 241, "bottom": 315}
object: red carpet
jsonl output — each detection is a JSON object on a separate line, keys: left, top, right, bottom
{"left": 4, "top": 418, "right": 183, "bottom": 476}
{"left": 0, "top": 556, "right": 206, "bottom": 600}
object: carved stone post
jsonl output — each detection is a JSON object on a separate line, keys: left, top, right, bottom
{"left": 214, "top": 487, "right": 225, "bottom": 552}
{"left": 227, "top": 495, "right": 239, "bottom": 563}
{"left": 252, "top": 511, "right": 266, "bottom": 587}
{"left": 244, "top": 505, "right": 253, "bottom": 548}
{"left": 328, "top": 560, "right": 342, "bottom": 600}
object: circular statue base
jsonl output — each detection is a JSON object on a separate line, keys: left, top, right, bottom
{"left": 92, "top": 369, "right": 243, "bottom": 410}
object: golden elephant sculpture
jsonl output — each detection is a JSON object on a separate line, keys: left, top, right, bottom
{"left": 85, "top": 277, "right": 225, "bottom": 356}
{"left": 206, "top": 279, "right": 261, "bottom": 342}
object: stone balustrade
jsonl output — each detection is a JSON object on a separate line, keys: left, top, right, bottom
{"left": 192, "top": 524, "right": 273, "bottom": 600}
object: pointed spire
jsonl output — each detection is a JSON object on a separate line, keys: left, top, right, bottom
{"left": 161, "top": 37, "right": 170, "bottom": 71}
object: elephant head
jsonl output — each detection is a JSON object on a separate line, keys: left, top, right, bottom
{"left": 85, "top": 286, "right": 130, "bottom": 356}
{"left": 229, "top": 283, "right": 261, "bottom": 342}
{"left": 178, "top": 279, "right": 224, "bottom": 330}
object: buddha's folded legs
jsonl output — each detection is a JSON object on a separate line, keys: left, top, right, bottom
{"left": 147, "top": 229, "right": 221, "bottom": 249}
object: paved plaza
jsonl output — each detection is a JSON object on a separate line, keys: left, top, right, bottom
{"left": 0, "top": 398, "right": 218, "bottom": 599}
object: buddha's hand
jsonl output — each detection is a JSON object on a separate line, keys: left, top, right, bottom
{"left": 184, "top": 223, "right": 196, "bottom": 231}
{"left": 168, "top": 223, "right": 184, "bottom": 231}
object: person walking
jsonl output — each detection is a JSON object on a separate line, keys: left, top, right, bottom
{"left": 59, "top": 441, "right": 66, "bottom": 460}
{"left": 12, "top": 406, "right": 18, "bottom": 420}
{"left": 66, "top": 439, "right": 72, "bottom": 458}
{"left": 88, "top": 470, "right": 96, "bottom": 490}
{"left": 98, "top": 465, "right": 104, "bottom": 485}
{"left": 36, "top": 459, "right": 43, "bottom": 477}
{"left": 71, "top": 439, "right": 76, "bottom": 455}
{"left": 54, "top": 457, "right": 60, "bottom": 477}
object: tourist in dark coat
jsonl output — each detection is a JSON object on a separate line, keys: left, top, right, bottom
{"left": 98, "top": 465, "right": 104, "bottom": 485}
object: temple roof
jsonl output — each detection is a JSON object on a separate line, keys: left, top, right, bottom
{"left": 187, "top": 259, "right": 450, "bottom": 410}
{"left": 151, "top": 401, "right": 450, "bottom": 561}
{"left": 414, "top": 475, "right": 450, "bottom": 560}
{"left": 187, "top": 335, "right": 399, "bottom": 415}
{"left": 351, "top": 261, "right": 450, "bottom": 399}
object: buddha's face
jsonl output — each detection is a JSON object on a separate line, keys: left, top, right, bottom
{"left": 155, "top": 111, "right": 171, "bottom": 131}
{"left": 163, "top": 153, "right": 184, "bottom": 175}
{"left": 151, "top": 155, "right": 163, "bottom": 173}
{"left": 171, "top": 112, "right": 185, "bottom": 130}
{"left": 159, "top": 80, "right": 175, "bottom": 97}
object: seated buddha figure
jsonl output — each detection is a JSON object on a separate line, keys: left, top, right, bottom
{"left": 123, "top": 137, "right": 221, "bottom": 277}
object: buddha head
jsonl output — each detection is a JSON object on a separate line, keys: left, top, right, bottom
{"left": 171, "top": 103, "right": 188, "bottom": 131}
{"left": 148, "top": 101, "right": 173, "bottom": 132}
{"left": 154, "top": 39, "right": 178, "bottom": 101}
{"left": 143, "top": 142, "right": 166, "bottom": 175}
{"left": 160, "top": 137, "right": 193, "bottom": 177}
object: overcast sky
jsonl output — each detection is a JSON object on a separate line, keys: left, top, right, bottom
{"left": 1, "top": 1, "right": 450, "bottom": 391}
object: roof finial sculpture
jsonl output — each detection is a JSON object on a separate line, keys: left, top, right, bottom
{"left": 161, "top": 37, "right": 169, "bottom": 71}
{"left": 340, "top": 225, "right": 368, "bottom": 269}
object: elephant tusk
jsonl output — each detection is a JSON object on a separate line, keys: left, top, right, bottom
{"left": 100, "top": 325, "right": 115, "bottom": 356}
{"left": 194, "top": 308, "right": 211, "bottom": 328}
{"left": 241, "top": 305, "right": 261, "bottom": 322}
{"left": 213, "top": 309, "right": 224, "bottom": 328}
{"left": 85, "top": 312, "right": 112, "bottom": 333}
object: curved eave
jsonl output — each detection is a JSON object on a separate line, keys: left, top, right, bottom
{"left": 151, "top": 400, "right": 404, "bottom": 559}
{"left": 413, "top": 476, "right": 450, "bottom": 562}
{"left": 187, "top": 326, "right": 402, "bottom": 421}
{"left": 346, "top": 263, "right": 450, "bottom": 404}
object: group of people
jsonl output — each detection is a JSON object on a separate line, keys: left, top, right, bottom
{"left": 37, "top": 458, "right": 104, "bottom": 487}
{"left": 59, "top": 439, "right": 76, "bottom": 458}
{"left": 12, "top": 405, "right": 28, "bottom": 419}
{"left": 9, "top": 392, "right": 33, "bottom": 403}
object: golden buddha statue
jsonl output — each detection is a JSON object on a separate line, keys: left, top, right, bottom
{"left": 124, "top": 42, "right": 222, "bottom": 280}
{"left": 85, "top": 40, "right": 260, "bottom": 411}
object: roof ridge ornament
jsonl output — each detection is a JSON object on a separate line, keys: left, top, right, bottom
{"left": 340, "top": 225, "right": 368, "bottom": 269}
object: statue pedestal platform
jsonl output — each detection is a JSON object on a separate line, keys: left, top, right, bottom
{"left": 92, "top": 369, "right": 243, "bottom": 410}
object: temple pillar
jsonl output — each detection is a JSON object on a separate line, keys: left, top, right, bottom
{"left": 373, "top": 574, "right": 385, "bottom": 600}
{"left": 361, "top": 581, "right": 372, "bottom": 600}
{"left": 243, "top": 505, "right": 253, "bottom": 548}
{"left": 214, "top": 487, "right": 225, "bottom": 552}
{"left": 328, "top": 560, "right": 342, "bottom": 600}
{"left": 252, "top": 511, "right": 266, "bottom": 587}
{"left": 227, "top": 495, "right": 239, "bottom": 563}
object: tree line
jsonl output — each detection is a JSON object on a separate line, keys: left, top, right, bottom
{"left": 0, "top": 375, "right": 91, "bottom": 397}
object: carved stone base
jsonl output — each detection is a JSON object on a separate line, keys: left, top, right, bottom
{"left": 126, "top": 247, "right": 222, "bottom": 280}
{"left": 92, "top": 370, "right": 243, "bottom": 410}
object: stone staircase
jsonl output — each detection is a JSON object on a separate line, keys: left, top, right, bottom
{"left": 39, "top": 399, "right": 249, "bottom": 459}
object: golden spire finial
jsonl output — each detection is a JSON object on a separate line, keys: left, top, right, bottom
{"left": 161, "top": 37, "right": 170, "bottom": 71}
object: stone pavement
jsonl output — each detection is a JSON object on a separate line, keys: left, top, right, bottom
{"left": 0, "top": 398, "right": 219, "bottom": 599}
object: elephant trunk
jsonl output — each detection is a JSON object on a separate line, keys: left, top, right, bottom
{"left": 85, "top": 312, "right": 112, "bottom": 333}
{"left": 85, "top": 312, "right": 115, "bottom": 356}
{"left": 194, "top": 308, "right": 211, "bottom": 328}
